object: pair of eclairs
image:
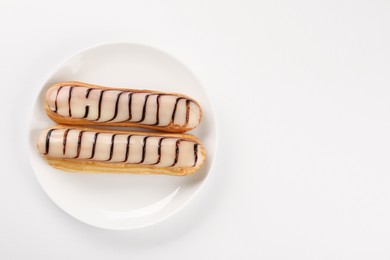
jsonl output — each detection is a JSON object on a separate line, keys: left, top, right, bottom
{"left": 37, "top": 82, "right": 206, "bottom": 176}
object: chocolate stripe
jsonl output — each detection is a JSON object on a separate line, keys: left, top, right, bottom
{"left": 96, "top": 90, "right": 106, "bottom": 121}
{"left": 85, "top": 88, "right": 92, "bottom": 98}
{"left": 134, "top": 94, "right": 150, "bottom": 123}
{"left": 171, "top": 139, "right": 182, "bottom": 166}
{"left": 83, "top": 88, "right": 92, "bottom": 118}
{"left": 68, "top": 86, "right": 73, "bottom": 117}
{"left": 127, "top": 92, "right": 133, "bottom": 121}
{"left": 193, "top": 143, "right": 199, "bottom": 167}
{"left": 139, "top": 136, "right": 149, "bottom": 163}
{"left": 103, "top": 92, "right": 123, "bottom": 122}
{"left": 53, "top": 86, "right": 63, "bottom": 112}
{"left": 171, "top": 98, "right": 185, "bottom": 124}
{"left": 185, "top": 100, "right": 190, "bottom": 126}
{"left": 153, "top": 95, "right": 161, "bottom": 126}
{"left": 63, "top": 128, "right": 70, "bottom": 155}
{"left": 152, "top": 137, "right": 165, "bottom": 165}
{"left": 123, "top": 135, "right": 132, "bottom": 162}
{"left": 83, "top": 106, "right": 89, "bottom": 119}
{"left": 107, "top": 134, "right": 116, "bottom": 161}
{"left": 74, "top": 130, "right": 84, "bottom": 158}
{"left": 44, "top": 129, "right": 54, "bottom": 155}
{"left": 89, "top": 132, "right": 99, "bottom": 159}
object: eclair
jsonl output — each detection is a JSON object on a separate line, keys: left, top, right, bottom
{"left": 45, "top": 81, "right": 202, "bottom": 132}
{"left": 37, "top": 125, "right": 206, "bottom": 176}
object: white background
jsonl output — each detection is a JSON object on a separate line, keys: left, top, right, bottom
{"left": 1, "top": 0, "right": 390, "bottom": 259}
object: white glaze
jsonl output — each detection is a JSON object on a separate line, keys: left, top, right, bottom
{"left": 38, "top": 128, "right": 204, "bottom": 168}
{"left": 46, "top": 85, "right": 201, "bottom": 128}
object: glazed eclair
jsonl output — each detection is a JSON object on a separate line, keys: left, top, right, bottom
{"left": 45, "top": 81, "right": 202, "bottom": 132}
{"left": 37, "top": 125, "right": 206, "bottom": 176}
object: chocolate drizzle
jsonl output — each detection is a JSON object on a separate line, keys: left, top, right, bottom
{"left": 139, "top": 136, "right": 149, "bottom": 163}
{"left": 152, "top": 137, "right": 165, "bottom": 165}
{"left": 86, "top": 88, "right": 92, "bottom": 98}
{"left": 89, "top": 132, "right": 99, "bottom": 159}
{"left": 68, "top": 86, "right": 73, "bottom": 117}
{"left": 127, "top": 92, "right": 133, "bottom": 121}
{"left": 63, "top": 128, "right": 70, "bottom": 155}
{"left": 123, "top": 135, "right": 132, "bottom": 162}
{"left": 74, "top": 130, "right": 84, "bottom": 158}
{"left": 83, "top": 106, "right": 89, "bottom": 119}
{"left": 171, "top": 98, "right": 185, "bottom": 125}
{"left": 83, "top": 88, "right": 92, "bottom": 119}
{"left": 102, "top": 92, "right": 123, "bottom": 122}
{"left": 134, "top": 94, "right": 150, "bottom": 123}
{"left": 193, "top": 143, "right": 198, "bottom": 167}
{"left": 96, "top": 90, "right": 106, "bottom": 121}
{"left": 153, "top": 95, "right": 161, "bottom": 126}
{"left": 44, "top": 129, "right": 54, "bottom": 155}
{"left": 171, "top": 139, "right": 182, "bottom": 167}
{"left": 185, "top": 100, "right": 190, "bottom": 126}
{"left": 53, "top": 86, "right": 63, "bottom": 112}
{"left": 107, "top": 134, "right": 116, "bottom": 161}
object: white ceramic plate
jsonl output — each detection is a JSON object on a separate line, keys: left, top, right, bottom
{"left": 28, "top": 42, "right": 217, "bottom": 230}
